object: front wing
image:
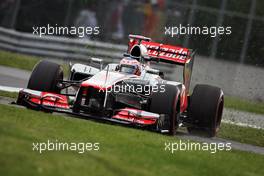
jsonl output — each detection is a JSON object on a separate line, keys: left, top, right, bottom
{"left": 16, "top": 89, "right": 162, "bottom": 129}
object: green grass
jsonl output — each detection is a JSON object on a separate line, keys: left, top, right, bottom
{"left": 218, "top": 123, "right": 264, "bottom": 147}
{"left": 0, "top": 90, "right": 264, "bottom": 147}
{"left": 0, "top": 50, "right": 39, "bottom": 71}
{"left": 225, "top": 96, "right": 264, "bottom": 115}
{"left": 0, "top": 104, "right": 263, "bottom": 176}
{"left": 0, "top": 91, "right": 18, "bottom": 99}
{"left": 0, "top": 50, "right": 69, "bottom": 74}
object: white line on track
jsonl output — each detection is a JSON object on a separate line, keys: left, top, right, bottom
{"left": 0, "top": 85, "right": 21, "bottom": 92}
{"left": 222, "top": 120, "right": 264, "bottom": 130}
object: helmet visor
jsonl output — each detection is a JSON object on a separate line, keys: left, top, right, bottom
{"left": 120, "top": 65, "right": 137, "bottom": 74}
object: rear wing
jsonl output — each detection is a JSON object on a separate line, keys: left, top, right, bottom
{"left": 127, "top": 34, "right": 195, "bottom": 94}
{"left": 128, "top": 34, "right": 194, "bottom": 66}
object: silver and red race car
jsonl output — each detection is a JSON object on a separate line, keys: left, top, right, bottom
{"left": 17, "top": 35, "right": 224, "bottom": 137}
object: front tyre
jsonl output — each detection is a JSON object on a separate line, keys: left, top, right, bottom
{"left": 150, "top": 84, "right": 180, "bottom": 135}
{"left": 27, "top": 60, "right": 63, "bottom": 93}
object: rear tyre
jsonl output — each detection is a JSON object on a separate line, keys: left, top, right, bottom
{"left": 150, "top": 84, "right": 180, "bottom": 135}
{"left": 187, "top": 84, "right": 224, "bottom": 137}
{"left": 27, "top": 60, "right": 63, "bottom": 93}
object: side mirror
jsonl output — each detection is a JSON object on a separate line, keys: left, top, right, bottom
{"left": 90, "top": 57, "right": 103, "bottom": 70}
{"left": 146, "top": 68, "right": 159, "bottom": 75}
{"left": 91, "top": 57, "right": 103, "bottom": 65}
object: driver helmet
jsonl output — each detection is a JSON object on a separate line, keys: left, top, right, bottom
{"left": 119, "top": 57, "right": 141, "bottom": 76}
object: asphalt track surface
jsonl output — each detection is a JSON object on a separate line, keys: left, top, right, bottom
{"left": 0, "top": 65, "right": 30, "bottom": 88}
{"left": 0, "top": 66, "right": 263, "bottom": 154}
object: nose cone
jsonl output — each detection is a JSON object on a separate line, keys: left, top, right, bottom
{"left": 81, "top": 70, "right": 138, "bottom": 90}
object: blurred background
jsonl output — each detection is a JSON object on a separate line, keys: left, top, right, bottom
{"left": 1, "top": 0, "right": 263, "bottom": 65}
{"left": 0, "top": 0, "right": 263, "bottom": 101}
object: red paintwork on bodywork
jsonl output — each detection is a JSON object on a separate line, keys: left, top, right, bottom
{"left": 128, "top": 39, "right": 191, "bottom": 65}
{"left": 19, "top": 89, "right": 158, "bottom": 126}
{"left": 180, "top": 86, "right": 188, "bottom": 112}
{"left": 24, "top": 91, "right": 70, "bottom": 109}
{"left": 112, "top": 108, "right": 158, "bottom": 125}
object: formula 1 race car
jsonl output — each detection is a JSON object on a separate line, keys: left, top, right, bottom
{"left": 17, "top": 34, "right": 224, "bottom": 137}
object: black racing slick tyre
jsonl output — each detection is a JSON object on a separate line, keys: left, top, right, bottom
{"left": 150, "top": 84, "right": 180, "bottom": 135}
{"left": 27, "top": 60, "right": 63, "bottom": 93}
{"left": 187, "top": 84, "right": 224, "bottom": 137}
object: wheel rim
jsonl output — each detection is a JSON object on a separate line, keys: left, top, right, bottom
{"left": 214, "top": 96, "right": 224, "bottom": 134}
